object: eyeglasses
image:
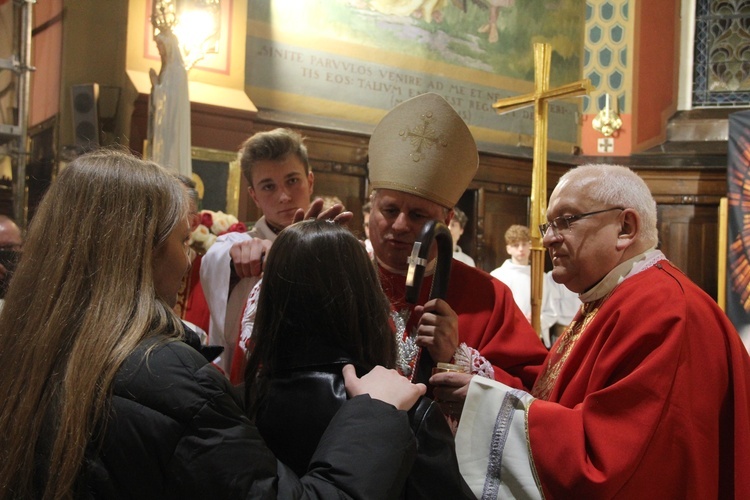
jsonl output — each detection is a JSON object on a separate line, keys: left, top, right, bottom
{"left": 539, "top": 207, "right": 625, "bottom": 238}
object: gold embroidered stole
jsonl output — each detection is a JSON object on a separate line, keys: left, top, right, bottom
{"left": 531, "top": 297, "right": 605, "bottom": 400}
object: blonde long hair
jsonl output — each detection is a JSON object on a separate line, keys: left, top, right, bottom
{"left": 0, "top": 150, "right": 188, "bottom": 499}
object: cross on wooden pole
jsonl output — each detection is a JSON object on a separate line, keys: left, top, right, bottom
{"left": 492, "top": 42, "right": 591, "bottom": 338}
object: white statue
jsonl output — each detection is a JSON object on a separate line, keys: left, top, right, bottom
{"left": 148, "top": 29, "right": 192, "bottom": 177}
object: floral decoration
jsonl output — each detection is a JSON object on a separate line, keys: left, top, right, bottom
{"left": 189, "top": 210, "right": 247, "bottom": 254}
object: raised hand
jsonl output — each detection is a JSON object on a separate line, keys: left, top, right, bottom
{"left": 414, "top": 298, "right": 459, "bottom": 363}
{"left": 229, "top": 238, "right": 273, "bottom": 279}
{"left": 293, "top": 197, "right": 354, "bottom": 225}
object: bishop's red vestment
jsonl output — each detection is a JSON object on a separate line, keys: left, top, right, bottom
{"left": 456, "top": 257, "right": 750, "bottom": 499}
{"left": 378, "top": 259, "right": 548, "bottom": 390}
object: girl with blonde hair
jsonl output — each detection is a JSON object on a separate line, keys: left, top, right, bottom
{"left": 0, "top": 149, "right": 423, "bottom": 499}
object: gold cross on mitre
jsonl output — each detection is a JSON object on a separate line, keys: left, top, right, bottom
{"left": 492, "top": 42, "right": 591, "bottom": 337}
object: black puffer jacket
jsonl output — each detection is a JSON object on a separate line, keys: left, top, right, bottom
{"left": 254, "top": 345, "right": 474, "bottom": 500}
{"left": 82, "top": 331, "right": 417, "bottom": 499}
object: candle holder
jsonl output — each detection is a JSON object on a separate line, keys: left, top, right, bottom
{"left": 592, "top": 93, "right": 623, "bottom": 137}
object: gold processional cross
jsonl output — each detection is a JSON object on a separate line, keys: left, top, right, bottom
{"left": 492, "top": 43, "right": 591, "bottom": 337}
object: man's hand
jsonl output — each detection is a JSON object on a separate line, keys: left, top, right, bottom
{"left": 343, "top": 364, "right": 425, "bottom": 411}
{"left": 414, "top": 298, "right": 459, "bottom": 363}
{"left": 229, "top": 238, "right": 273, "bottom": 279}
{"left": 292, "top": 197, "right": 354, "bottom": 225}
{"left": 429, "top": 371, "right": 474, "bottom": 417}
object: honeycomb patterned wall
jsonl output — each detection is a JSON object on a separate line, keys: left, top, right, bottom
{"left": 584, "top": 0, "right": 632, "bottom": 115}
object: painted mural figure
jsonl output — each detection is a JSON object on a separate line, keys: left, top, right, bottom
{"left": 477, "top": 0, "right": 515, "bottom": 43}
{"left": 367, "top": 0, "right": 449, "bottom": 23}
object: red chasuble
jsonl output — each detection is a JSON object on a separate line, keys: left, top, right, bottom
{"left": 528, "top": 261, "right": 750, "bottom": 498}
{"left": 378, "top": 259, "right": 547, "bottom": 390}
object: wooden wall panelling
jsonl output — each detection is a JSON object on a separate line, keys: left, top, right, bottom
{"left": 657, "top": 204, "right": 719, "bottom": 300}
{"left": 476, "top": 154, "right": 533, "bottom": 187}
{"left": 128, "top": 92, "right": 734, "bottom": 302}
{"left": 297, "top": 127, "right": 369, "bottom": 237}
{"left": 638, "top": 168, "right": 727, "bottom": 203}
{"left": 190, "top": 102, "right": 257, "bottom": 152}
{"left": 249, "top": 122, "right": 370, "bottom": 167}
{"left": 480, "top": 189, "right": 530, "bottom": 274}
{"left": 638, "top": 167, "right": 725, "bottom": 300}
{"left": 472, "top": 152, "right": 570, "bottom": 273}
{"left": 128, "top": 94, "right": 257, "bottom": 157}
{"left": 311, "top": 164, "right": 369, "bottom": 239}
{"left": 131, "top": 95, "right": 732, "bottom": 302}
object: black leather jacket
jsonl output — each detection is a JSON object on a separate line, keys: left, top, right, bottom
{"left": 79, "top": 332, "right": 417, "bottom": 499}
{"left": 254, "top": 345, "right": 473, "bottom": 500}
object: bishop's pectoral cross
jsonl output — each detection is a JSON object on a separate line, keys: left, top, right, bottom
{"left": 492, "top": 43, "right": 591, "bottom": 337}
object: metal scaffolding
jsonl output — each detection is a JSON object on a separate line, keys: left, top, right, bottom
{"left": 0, "top": 0, "right": 34, "bottom": 227}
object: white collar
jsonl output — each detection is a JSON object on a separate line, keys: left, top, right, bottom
{"left": 579, "top": 248, "right": 665, "bottom": 303}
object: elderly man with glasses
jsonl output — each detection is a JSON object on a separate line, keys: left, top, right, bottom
{"left": 434, "top": 164, "right": 750, "bottom": 499}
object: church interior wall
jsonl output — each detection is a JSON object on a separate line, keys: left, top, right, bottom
{"left": 28, "top": 0, "right": 61, "bottom": 128}
{"left": 631, "top": 0, "right": 680, "bottom": 151}
{"left": 57, "top": 0, "right": 130, "bottom": 150}
{"left": 1, "top": 0, "right": 733, "bottom": 300}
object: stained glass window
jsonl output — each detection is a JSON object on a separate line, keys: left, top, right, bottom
{"left": 693, "top": 0, "right": 750, "bottom": 106}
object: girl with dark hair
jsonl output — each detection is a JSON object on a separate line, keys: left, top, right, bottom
{"left": 246, "top": 220, "right": 473, "bottom": 499}
{"left": 0, "top": 149, "right": 424, "bottom": 500}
